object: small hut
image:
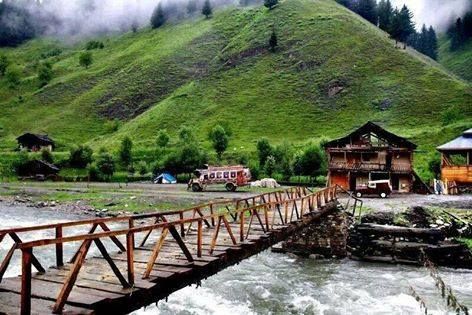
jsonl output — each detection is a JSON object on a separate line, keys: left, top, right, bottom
{"left": 17, "top": 159, "right": 60, "bottom": 179}
{"left": 16, "top": 133, "right": 55, "bottom": 152}
{"left": 437, "top": 128, "right": 472, "bottom": 193}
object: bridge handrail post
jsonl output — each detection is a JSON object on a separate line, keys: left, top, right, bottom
{"left": 127, "top": 218, "right": 135, "bottom": 287}
{"left": 20, "top": 248, "right": 32, "bottom": 315}
{"left": 197, "top": 219, "right": 203, "bottom": 258}
{"left": 239, "top": 209, "right": 245, "bottom": 242}
{"left": 55, "top": 226, "right": 63, "bottom": 268}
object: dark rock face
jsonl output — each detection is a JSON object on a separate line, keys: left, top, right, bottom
{"left": 278, "top": 208, "right": 352, "bottom": 258}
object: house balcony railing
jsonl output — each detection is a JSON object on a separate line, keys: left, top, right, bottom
{"left": 328, "top": 162, "right": 411, "bottom": 173}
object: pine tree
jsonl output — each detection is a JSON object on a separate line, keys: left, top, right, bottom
{"left": 151, "top": 3, "right": 166, "bottom": 28}
{"left": 418, "top": 24, "right": 428, "bottom": 54}
{"left": 450, "top": 18, "right": 465, "bottom": 51}
{"left": 357, "top": 0, "right": 377, "bottom": 25}
{"left": 377, "top": 0, "right": 393, "bottom": 31}
{"left": 187, "top": 0, "right": 197, "bottom": 15}
{"left": 202, "top": 0, "right": 212, "bottom": 18}
{"left": 427, "top": 26, "right": 438, "bottom": 60}
{"left": 264, "top": 0, "right": 278, "bottom": 10}
{"left": 269, "top": 29, "right": 277, "bottom": 52}
{"left": 390, "top": 5, "right": 414, "bottom": 48}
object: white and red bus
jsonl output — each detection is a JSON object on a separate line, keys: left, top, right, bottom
{"left": 188, "top": 165, "right": 252, "bottom": 192}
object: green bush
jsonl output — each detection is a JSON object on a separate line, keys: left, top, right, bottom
{"left": 137, "top": 161, "right": 148, "bottom": 175}
{"left": 37, "top": 62, "right": 53, "bottom": 87}
{"left": 40, "top": 149, "right": 54, "bottom": 163}
{"left": 69, "top": 145, "right": 93, "bottom": 168}
{"left": 85, "top": 40, "right": 105, "bottom": 50}
{"left": 79, "top": 52, "right": 93, "bottom": 69}
{"left": 96, "top": 149, "right": 115, "bottom": 180}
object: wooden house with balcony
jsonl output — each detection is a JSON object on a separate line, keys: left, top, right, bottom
{"left": 324, "top": 121, "right": 423, "bottom": 193}
{"left": 437, "top": 128, "right": 472, "bottom": 192}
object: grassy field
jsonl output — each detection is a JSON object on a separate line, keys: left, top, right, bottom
{"left": 438, "top": 37, "right": 472, "bottom": 82}
{"left": 0, "top": 0, "right": 471, "bottom": 180}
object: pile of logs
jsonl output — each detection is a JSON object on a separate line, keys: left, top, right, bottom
{"left": 348, "top": 223, "right": 472, "bottom": 268}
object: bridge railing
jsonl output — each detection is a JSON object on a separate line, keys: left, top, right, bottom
{"left": 0, "top": 185, "right": 337, "bottom": 315}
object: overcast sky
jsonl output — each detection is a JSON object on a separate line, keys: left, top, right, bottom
{"left": 390, "top": 0, "right": 471, "bottom": 32}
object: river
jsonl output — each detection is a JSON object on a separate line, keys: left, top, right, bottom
{"left": 1, "top": 203, "right": 471, "bottom": 315}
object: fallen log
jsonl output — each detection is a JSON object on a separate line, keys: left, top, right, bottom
{"left": 356, "top": 224, "right": 444, "bottom": 241}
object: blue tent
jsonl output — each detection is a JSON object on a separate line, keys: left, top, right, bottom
{"left": 153, "top": 173, "right": 177, "bottom": 184}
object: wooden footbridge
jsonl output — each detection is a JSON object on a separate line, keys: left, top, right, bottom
{"left": 0, "top": 186, "right": 339, "bottom": 315}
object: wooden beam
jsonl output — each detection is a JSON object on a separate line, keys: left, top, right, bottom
{"left": 9, "top": 233, "right": 45, "bottom": 273}
{"left": 98, "top": 222, "right": 126, "bottom": 252}
{"left": 53, "top": 239, "right": 92, "bottom": 314}
{"left": 55, "top": 226, "right": 63, "bottom": 267}
{"left": 197, "top": 220, "right": 203, "bottom": 258}
{"left": 168, "top": 226, "right": 194, "bottom": 263}
{"left": 93, "top": 238, "right": 130, "bottom": 288}
{"left": 70, "top": 223, "right": 97, "bottom": 263}
{"left": 142, "top": 228, "right": 168, "bottom": 279}
{"left": 0, "top": 244, "right": 17, "bottom": 283}
{"left": 20, "top": 248, "right": 32, "bottom": 315}
{"left": 221, "top": 216, "right": 237, "bottom": 245}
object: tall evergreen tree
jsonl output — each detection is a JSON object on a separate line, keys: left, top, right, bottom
{"left": 377, "top": 0, "right": 393, "bottom": 31}
{"left": 427, "top": 26, "right": 438, "bottom": 60}
{"left": 390, "top": 5, "right": 414, "bottom": 48}
{"left": 269, "top": 29, "right": 278, "bottom": 52}
{"left": 202, "top": 0, "right": 212, "bottom": 18}
{"left": 357, "top": 0, "right": 377, "bottom": 25}
{"left": 187, "top": 0, "right": 197, "bottom": 15}
{"left": 264, "top": 0, "right": 278, "bottom": 10}
{"left": 151, "top": 2, "right": 166, "bottom": 28}
{"left": 450, "top": 17, "right": 465, "bottom": 50}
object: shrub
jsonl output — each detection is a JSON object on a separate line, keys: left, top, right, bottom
{"left": 256, "top": 137, "right": 273, "bottom": 166}
{"left": 85, "top": 40, "right": 104, "bottom": 50}
{"left": 151, "top": 3, "right": 166, "bottom": 28}
{"left": 12, "top": 151, "right": 30, "bottom": 176}
{"left": 79, "top": 52, "right": 93, "bottom": 69}
{"left": 5, "top": 68, "right": 20, "bottom": 89}
{"left": 37, "top": 62, "right": 53, "bottom": 87}
{"left": 137, "top": 161, "right": 148, "bottom": 175}
{"left": 41, "top": 149, "right": 54, "bottom": 163}
{"left": 40, "top": 48, "right": 62, "bottom": 59}
{"left": 0, "top": 54, "right": 9, "bottom": 76}
{"left": 442, "top": 107, "right": 464, "bottom": 126}
{"left": 87, "top": 164, "right": 100, "bottom": 181}
{"left": 156, "top": 130, "right": 170, "bottom": 147}
{"left": 119, "top": 136, "right": 133, "bottom": 167}
{"left": 69, "top": 145, "right": 93, "bottom": 168}
{"left": 96, "top": 149, "right": 115, "bottom": 180}
{"left": 264, "top": 0, "right": 278, "bottom": 10}
{"left": 202, "top": 0, "right": 213, "bottom": 18}
{"left": 104, "top": 119, "right": 120, "bottom": 133}
{"left": 264, "top": 155, "right": 276, "bottom": 177}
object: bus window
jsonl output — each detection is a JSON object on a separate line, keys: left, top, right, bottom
{"left": 210, "top": 173, "right": 215, "bottom": 179}
{"left": 224, "top": 172, "right": 229, "bottom": 178}
{"left": 217, "top": 172, "right": 222, "bottom": 178}
{"left": 230, "top": 172, "right": 236, "bottom": 178}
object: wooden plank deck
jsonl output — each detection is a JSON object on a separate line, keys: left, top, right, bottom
{"left": 0, "top": 186, "right": 339, "bottom": 315}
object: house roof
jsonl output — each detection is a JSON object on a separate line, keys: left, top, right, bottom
{"left": 437, "top": 128, "right": 472, "bottom": 151}
{"left": 16, "top": 133, "right": 54, "bottom": 146}
{"left": 324, "top": 121, "right": 417, "bottom": 149}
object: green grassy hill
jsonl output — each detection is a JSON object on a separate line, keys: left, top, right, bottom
{"left": 0, "top": 0, "right": 471, "bottom": 179}
{"left": 438, "top": 36, "right": 472, "bottom": 82}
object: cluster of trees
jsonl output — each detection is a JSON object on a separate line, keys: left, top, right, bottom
{"left": 337, "top": 0, "right": 438, "bottom": 59}
{"left": 447, "top": 10, "right": 472, "bottom": 51}
{"left": 0, "top": 2, "right": 37, "bottom": 47}
{"left": 254, "top": 138, "right": 327, "bottom": 183}
{"left": 407, "top": 25, "right": 438, "bottom": 60}
{"left": 151, "top": 0, "right": 213, "bottom": 29}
